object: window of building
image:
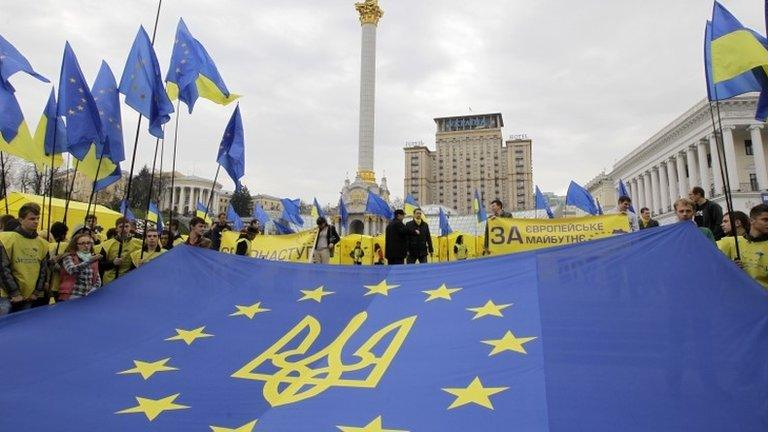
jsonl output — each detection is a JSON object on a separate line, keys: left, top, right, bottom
{"left": 750, "top": 173, "right": 759, "bottom": 191}
{"left": 746, "top": 140, "right": 754, "bottom": 155}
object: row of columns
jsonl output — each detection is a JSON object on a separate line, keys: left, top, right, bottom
{"left": 164, "top": 186, "right": 217, "bottom": 214}
{"left": 626, "top": 125, "right": 768, "bottom": 215}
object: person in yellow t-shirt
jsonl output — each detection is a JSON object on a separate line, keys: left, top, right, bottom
{"left": 46, "top": 221, "right": 70, "bottom": 304}
{"left": 0, "top": 203, "right": 50, "bottom": 315}
{"left": 130, "top": 228, "right": 166, "bottom": 269}
{"left": 720, "top": 204, "right": 768, "bottom": 290}
{"left": 98, "top": 217, "right": 143, "bottom": 284}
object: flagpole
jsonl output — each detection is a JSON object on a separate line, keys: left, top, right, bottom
{"left": 0, "top": 152, "right": 8, "bottom": 214}
{"left": 84, "top": 155, "right": 104, "bottom": 223}
{"left": 709, "top": 99, "right": 741, "bottom": 261}
{"left": 205, "top": 164, "right": 222, "bottom": 216}
{"left": 45, "top": 130, "right": 58, "bottom": 235}
{"left": 140, "top": 137, "right": 161, "bottom": 261}
{"left": 61, "top": 160, "right": 79, "bottom": 225}
{"left": 115, "top": 0, "right": 163, "bottom": 281}
{"left": 167, "top": 99, "right": 181, "bottom": 236}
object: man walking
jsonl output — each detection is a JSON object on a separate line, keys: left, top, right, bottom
{"left": 385, "top": 210, "right": 409, "bottom": 265}
{"left": 312, "top": 217, "right": 340, "bottom": 264}
{"left": 405, "top": 208, "right": 433, "bottom": 264}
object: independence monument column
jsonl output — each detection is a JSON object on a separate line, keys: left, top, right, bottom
{"left": 354, "top": 0, "right": 383, "bottom": 183}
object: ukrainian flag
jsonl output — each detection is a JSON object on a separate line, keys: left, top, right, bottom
{"left": 147, "top": 202, "right": 163, "bottom": 232}
{"left": 166, "top": 18, "right": 239, "bottom": 113}
{"left": 311, "top": 197, "right": 325, "bottom": 219}
{"left": 196, "top": 201, "right": 212, "bottom": 224}
{"left": 472, "top": 190, "right": 487, "bottom": 223}
{"left": 706, "top": 2, "right": 768, "bottom": 101}
{"left": 404, "top": 194, "right": 418, "bottom": 216}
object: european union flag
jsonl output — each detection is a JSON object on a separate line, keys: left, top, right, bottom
{"left": 338, "top": 195, "right": 349, "bottom": 231}
{"left": 217, "top": 105, "right": 245, "bottom": 191}
{"left": 227, "top": 203, "right": 243, "bottom": 231}
{"left": 0, "top": 33, "right": 49, "bottom": 91}
{"left": 0, "top": 81, "right": 24, "bottom": 142}
{"left": 365, "top": 190, "right": 393, "bottom": 220}
{"left": 534, "top": 185, "right": 554, "bottom": 219}
{"left": 439, "top": 207, "right": 452, "bottom": 235}
{"left": 57, "top": 42, "right": 103, "bottom": 160}
{"left": 2, "top": 223, "right": 767, "bottom": 431}
{"left": 119, "top": 199, "right": 136, "bottom": 222}
{"left": 119, "top": 26, "right": 174, "bottom": 139}
{"left": 166, "top": 18, "right": 239, "bottom": 113}
{"left": 273, "top": 218, "right": 295, "bottom": 234}
{"left": 252, "top": 202, "right": 270, "bottom": 228}
{"left": 281, "top": 198, "right": 303, "bottom": 226}
{"left": 566, "top": 180, "right": 599, "bottom": 215}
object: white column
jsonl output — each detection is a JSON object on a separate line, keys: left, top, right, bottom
{"left": 675, "top": 153, "right": 687, "bottom": 198}
{"left": 651, "top": 167, "right": 661, "bottom": 214}
{"left": 749, "top": 125, "right": 768, "bottom": 190}
{"left": 709, "top": 134, "right": 724, "bottom": 195}
{"left": 666, "top": 158, "right": 678, "bottom": 205}
{"left": 722, "top": 126, "right": 741, "bottom": 191}
{"left": 179, "top": 187, "right": 186, "bottom": 214}
{"left": 697, "top": 139, "right": 710, "bottom": 192}
{"left": 634, "top": 177, "right": 644, "bottom": 210}
{"left": 357, "top": 21, "right": 379, "bottom": 177}
{"left": 643, "top": 172, "right": 652, "bottom": 213}
{"left": 686, "top": 145, "right": 699, "bottom": 190}
{"left": 658, "top": 162, "right": 670, "bottom": 212}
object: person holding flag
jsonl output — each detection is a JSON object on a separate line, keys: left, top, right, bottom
{"left": 98, "top": 217, "right": 142, "bottom": 284}
{"left": 207, "top": 212, "right": 231, "bottom": 251}
{"left": 130, "top": 228, "right": 165, "bottom": 270}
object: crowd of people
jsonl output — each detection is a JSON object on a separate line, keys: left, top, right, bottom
{"left": 0, "top": 191, "right": 765, "bottom": 316}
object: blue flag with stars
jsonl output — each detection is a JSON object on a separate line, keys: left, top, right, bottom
{"left": 0, "top": 33, "right": 49, "bottom": 91}
{"left": 216, "top": 104, "right": 245, "bottom": 191}
{"left": 365, "top": 190, "right": 393, "bottom": 220}
{"left": 1, "top": 223, "right": 767, "bottom": 431}
{"left": 118, "top": 26, "right": 174, "bottom": 139}
{"left": 57, "top": 42, "right": 103, "bottom": 160}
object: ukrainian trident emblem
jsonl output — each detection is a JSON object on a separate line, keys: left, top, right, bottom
{"left": 232, "top": 312, "right": 417, "bottom": 406}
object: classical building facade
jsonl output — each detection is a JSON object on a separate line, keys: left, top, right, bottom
{"left": 586, "top": 171, "right": 618, "bottom": 213}
{"left": 160, "top": 173, "right": 223, "bottom": 216}
{"left": 53, "top": 169, "right": 128, "bottom": 206}
{"left": 608, "top": 95, "right": 767, "bottom": 224}
{"left": 404, "top": 113, "right": 534, "bottom": 214}
{"left": 253, "top": 194, "right": 282, "bottom": 211}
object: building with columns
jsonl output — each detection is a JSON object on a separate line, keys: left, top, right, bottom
{"left": 607, "top": 95, "right": 766, "bottom": 224}
{"left": 160, "top": 173, "right": 223, "bottom": 216}
{"left": 585, "top": 171, "right": 618, "bottom": 212}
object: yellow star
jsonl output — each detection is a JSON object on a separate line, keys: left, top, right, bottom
{"left": 115, "top": 393, "right": 190, "bottom": 421}
{"left": 337, "top": 415, "right": 409, "bottom": 432}
{"left": 117, "top": 358, "right": 178, "bottom": 380}
{"left": 442, "top": 376, "right": 509, "bottom": 410}
{"left": 422, "top": 284, "right": 462, "bottom": 302}
{"left": 229, "top": 302, "right": 271, "bottom": 319}
{"left": 298, "top": 286, "right": 335, "bottom": 303}
{"left": 363, "top": 280, "right": 400, "bottom": 296}
{"left": 210, "top": 419, "right": 258, "bottom": 432}
{"left": 165, "top": 326, "right": 214, "bottom": 345}
{"left": 481, "top": 331, "right": 537, "bottom": 355}
{"left": 466, "top": 300, "right": 512, "bottom": 320}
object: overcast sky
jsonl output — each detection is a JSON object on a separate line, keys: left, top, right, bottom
{"left": 2, "top": 0, "right": 765, "bottom": 205}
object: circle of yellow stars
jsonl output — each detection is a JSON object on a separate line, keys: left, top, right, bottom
{"left": 114, "top": 276, "right": 538, "bottom": 425}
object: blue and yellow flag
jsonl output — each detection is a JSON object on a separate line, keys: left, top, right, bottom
{"left": 311, "top": 197, "right": 325, "bottom": 220}
{"left": 0, "top": 84, "right": 42, "bottom": 169}
{"left": 118, "top": 26, "right": 174, "bottom": 139}
{"left": 1, "top": 223, "right": 767, "bottom": 430}
{"left": 147, "top": 201, "right": 163, "bottom": 232}
{"left": 472, "top": 189, "right": 487, "bottom": 223}
{"left": 338, "top": 195, "right": 349, "bottom": 231}
{"left": 216, "top": 104, "right": 244, "bottom": 191}
{"left": 439, "top": 207, "right": 452, "bottom": 236}
{"left": 119, "top": 199, "right": 136, "bottom": 222}
{"left": 196, "top": 201, "right": 212, "bottom": 224}
{"left": 404, "top": 194, "right": 418, "bottom": 216}
{"left": 165, "top": 18, "right": 239, "bottom": 113}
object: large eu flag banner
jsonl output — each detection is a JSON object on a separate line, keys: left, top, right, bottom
{"left": 1, "top": 223, "right": 767, "bottom": 431}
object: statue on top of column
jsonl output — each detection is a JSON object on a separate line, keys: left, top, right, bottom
{"left": 355, "top": 0, "right": 384, "bottom": 25}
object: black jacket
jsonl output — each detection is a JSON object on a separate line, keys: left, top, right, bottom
{"left": 207, "top": 222, "right": 231, "bottom": 250}
{"left": 405, "top": 219, "right": 434, "bottom": 257}
{"left": 385, "top": 219, "right": 409, "bottom": 260}
{"left": 694, "top": 200, "right": 724, "bottom": 239}
{"left": 314, "top": 225, "right": 340, "bottom": 249}
{"left": 639, "top": 218, "right": 659, "bottom": 229}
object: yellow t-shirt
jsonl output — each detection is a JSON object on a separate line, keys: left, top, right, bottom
{"left": 130, "top": 248, "right": 166, "bottom": 268}
{"left": 0, "top": 231, "right": 50, "bottom": 298}
{"left": 99, "top": 237, "right": 143, "bottom": 284}
{"left": 48, "top": 241, "right": 68, "bottom": 294}
{"left": 718, "top": 236, "right": 768, "bottom": 290}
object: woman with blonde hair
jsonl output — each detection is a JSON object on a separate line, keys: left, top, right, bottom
{"left": 58, "top": 232, "right": 102, "bottom": 300}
